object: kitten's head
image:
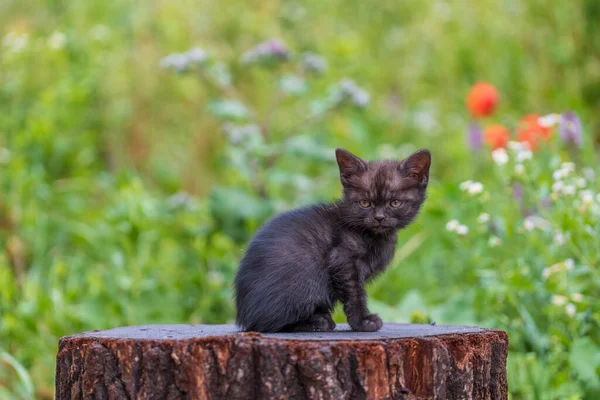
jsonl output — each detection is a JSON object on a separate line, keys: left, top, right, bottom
{"left": 335, "top": 148, "right": 431, "bottom": 234}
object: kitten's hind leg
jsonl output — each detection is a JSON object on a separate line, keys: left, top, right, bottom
{"left": 283, "top": 309, "right": 336, "bottom": 332}
{"left": 314, "top": 310, "right": 336, "bottom": 331}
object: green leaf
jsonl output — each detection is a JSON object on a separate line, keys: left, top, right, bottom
{"left": 0, "top": 350, "right": 35, "bottom": 399}
{"left": 284, "top": 135, "right": 332, "bottom": 161}
{"left": 518, "top": 305, "right": 548, "bottom": 353}
{"left": 368, "top": 299, "right": 401, "bottom": 322}
{"left": 396, "top": 290, "right": 428, "bottom": 316}
{"left": 348, "top": 115, "right": 369, "bottom": 144}
{"left": 210, "top": 187, "right": 272, "bottom": 221}
{"left": 569, "top": 337, "right": 600, "bottom": 388}
{"left": 429, "top": 293, "right": 477, "bottom": 326}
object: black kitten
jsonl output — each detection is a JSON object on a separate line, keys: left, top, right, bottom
{"left": 234, "top": 148, "right": 431, "bottom": 332}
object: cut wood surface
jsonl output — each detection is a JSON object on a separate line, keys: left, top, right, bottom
{"left": 56, "top": 323, "right": 508, "bottom": 399}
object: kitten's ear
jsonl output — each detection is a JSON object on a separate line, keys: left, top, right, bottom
{"left": 336, "top": 148, "right": 367, "bottom": 182}
{"left": 401, "top": 149, "right": 431, "bottom": 186}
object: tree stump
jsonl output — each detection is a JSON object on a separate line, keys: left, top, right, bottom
{"left": 56, "top": 323, "right": 508, "bottom": 399}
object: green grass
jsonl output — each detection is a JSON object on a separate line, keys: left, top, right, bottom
{"left": 1, "top": 1, "right": 599, "bottom": 398}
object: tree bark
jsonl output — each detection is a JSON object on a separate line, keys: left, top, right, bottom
{"left": 56, "top": 323, "right": 508, "bottom": 399}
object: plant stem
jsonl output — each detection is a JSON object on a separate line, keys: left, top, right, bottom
{"left": 288, "top": 102, "right": 341, "bottom": 133}
{"left": 260, "top": 90, "right": 285, "bottom": 142}
{"left": 196, "top": 68, "right": 255, "bottom": 115}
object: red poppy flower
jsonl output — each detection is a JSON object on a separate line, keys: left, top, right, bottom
{"left": 517, "top": 114, "right": 552, "bottom": 150}
{"left": 484, "top": 124, "right": 510, "bottom": 149}
{"left": 518, "top": 114, "right": 551, "bottom": 138}
{"left": 466, "top": 82, "right": 500, "bottom": 118}
{"left": 518, "top": 129, "right": 538, "bottom": 150}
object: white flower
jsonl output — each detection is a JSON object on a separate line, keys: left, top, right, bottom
{"left": 459, "top": 180, "right": 473, "bottom": 191}
{"left": 523, "top": 216, "right": 551, "bottom": 232}
{"left": 208, "top": 270, "right": 224, "bottom": 285}
{"left": 564, "top": 258, "right": 575, "bottom": 271}
{"left": 585, "top": 223, "right": 597, "bottom": 234}
{"left": 551, "top": 295, "right": 567, "bottom": 306}
{"left": 456, "top": 225, "right": 469, "bottom": 235}
{"left": 524, "top": 218, "right": 535, "bottom": 231}
{"left": 544, "top": 259, "right": 575, "bottom": 279}
{"left": 0, "top": 147, "right": 10, "bottom": 165}
{"left": 561, "top": 162, "right": 575, "bottom": 172}
{"left": 48, "top": 31, "right": 67, "bottom": 49}
{"left": 582, "top": 168, "right": 595, "bottom": 182}
{"left": 514, "top": 164, "right": 525, "bottom": 175}
{"left": 459, "top": 180, "right": 484, "bottom": 196}
{"left": 571, "top": 293, "right": 583, "bottom": 303}
{"left": 488, "top": 236, "right": 502, "bottom": 247}
{"left": 575, "top": 177, "right": 587, "bottom": 188}
{"left": 491, "top": 148, "right": 509, "bottom": 165}
{"left": 516, "top": 149, "right": 533, "bottom": 163}
{"left": 565, "top": 303, "right": 576, "bottom": 317}
{"left": 467, "top": 182, "right": 484, "bottom": 195}
{"left": 477, "top": 213, "right": 490, "bottom": 224}
{"left": 2, "top": 32, "right": 28, "bottom": 52}
{"left": 446, "top": 219, "right": 460, "bottom": 232}
{"left": 90, "top": 25, "right": 111, "bottom": 41}
{"left": 19, "top": 35, "right": 29, "bottom": 49}
{"left": 542, "top": 268, "right": 554, "bottom": 280}
{"left": 542, "top": 268, "right": 552, "bottom": 280}
{"left": 508, "top": 141, "right": 525, "bottom": 151}
{"left": 553, "top": 232, "right": 566, "bottom": 246}
{"left": 446, "top": 219, "right": 468, "bottom": 235}
{"left": 581, "top": 190, "right": 594, "bottom": 205}
{"left": 538, "top": 113, "right": 560, "bottom": 128}
{"left": 2, "top": 32, "right": 14, "bottom": 47}
{"left": 552, "top": 181, "right": 564, "bottom": 193}
{"left": 562, "top": 185, "right": 576, "bottom": 196}
{"left": 553, "top": 169, "right": 568, "bottom": 181}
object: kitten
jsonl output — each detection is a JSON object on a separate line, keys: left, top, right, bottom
{"left": 234, "top": 148, "right": 431, "bottom": 332}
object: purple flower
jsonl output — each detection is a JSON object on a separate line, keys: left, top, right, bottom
{"left": 513, "top": 182, "right": 524, "bottom": 203}
{"left": 242, "top": 39, "right": 289, "bottom": 65}
{"left": 265, "top": 39, "right": 288, "bottom": 58}
{"left": 160, "top": 47, "right": 208, "bottom": 72}
{"left": 513, "top": 182, "right": 536, "bottom": 217}
{"left": 539, "top": 196, "right": 552, "bottom": 210}
{"left": 559, "top": 112, "right": 582, "bottom": 147}
{"left": 186, "top": 47, "right": 208, "bottom": 64}
{"left": 467, "top": 122, "right": 483, "bottom": 151}
{"left": 160, "top": 53, "right": 189, "bottom": 72}
{"left": 302, "top": 52, "right": 327, "bottom": 75}
{"left": 328, "top": 79, "right": 371, "bottom": 108}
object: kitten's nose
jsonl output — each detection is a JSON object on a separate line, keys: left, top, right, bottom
{"left": 374, "top": 215, "right": 385, "bottom": 222}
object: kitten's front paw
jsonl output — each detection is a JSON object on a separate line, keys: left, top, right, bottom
{"left": 351, "top": 314, "right": 383, "bottom": 332}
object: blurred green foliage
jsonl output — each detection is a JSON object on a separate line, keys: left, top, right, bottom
{"left": 1, "top": 0, "right": 599, "bottom": 398}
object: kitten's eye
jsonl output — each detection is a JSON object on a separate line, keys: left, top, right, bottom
{"left": 390, "top": 199, "right": 402, "bottom": 208}
{"left": 408, "top": 173, "right": 419, "bottom": 179}
{"left": 359, "top": 199, "right": 371, "bottom": 208}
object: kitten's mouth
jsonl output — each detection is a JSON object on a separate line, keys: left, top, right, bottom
{"left": 371, "top": 225, "right": 393, "bottom": 233}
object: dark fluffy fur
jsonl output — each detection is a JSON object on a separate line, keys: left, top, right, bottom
{"left": 234, "top": 148, "right": 431, "bottom": 332}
